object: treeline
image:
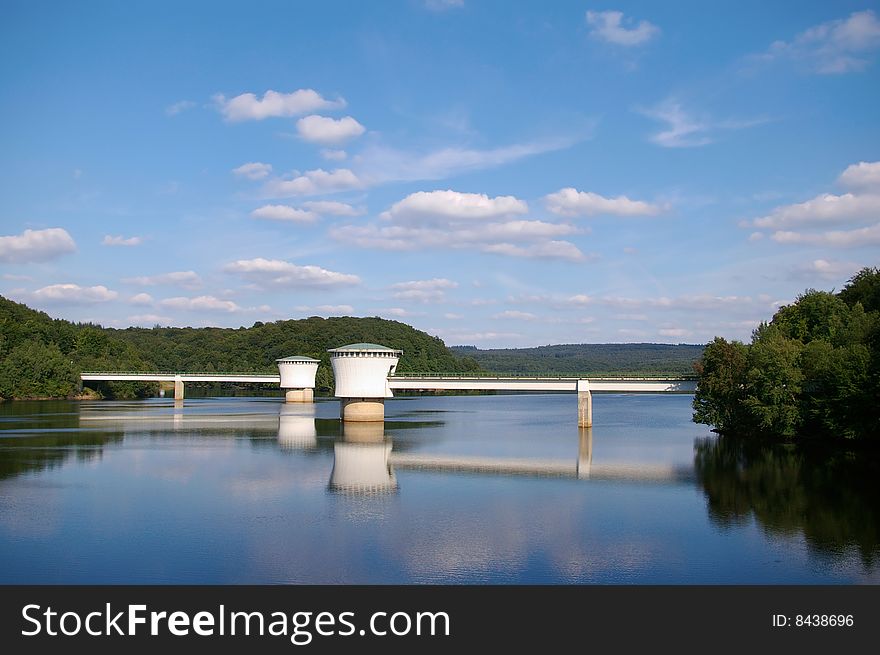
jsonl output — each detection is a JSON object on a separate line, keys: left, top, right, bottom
{"left": 0, "top": 296, "right": 481, "bottom": 400}
{"left": 451, "top": 343, "right": 703, "bottom": 376}
{"left": 693, "top": 267, "right": 880, "bottom": 441}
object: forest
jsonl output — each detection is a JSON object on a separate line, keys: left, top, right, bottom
{"left": 0, "top": 296, "right": 480, "bottom": 399}
{"left": 451, "top": 342, "right": 703, "bottom": 376}
{"left": 692, "top": 267, "right": 880, "bottom": 441}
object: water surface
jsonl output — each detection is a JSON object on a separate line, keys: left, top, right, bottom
{"left": 0, "top": 393, "right": 876, "bottom": 583}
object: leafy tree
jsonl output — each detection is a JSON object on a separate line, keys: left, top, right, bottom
{"left": 692, "top": 337, "right": 749, "bottom": 431}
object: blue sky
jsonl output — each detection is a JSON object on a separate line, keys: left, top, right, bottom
{"left": 1, "top": 0, "right": 879, "bottom": 347}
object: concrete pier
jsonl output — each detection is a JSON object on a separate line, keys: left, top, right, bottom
{"left": 285, "top": 388, "right": 314, "bottom": 403}
{"left": 174, "top": 376, "right": 184, "bottom": 401}
{"left": 339, "top": 398, "right": 385, "bottom": 422}
{"left": 577, "top": 379, "right": 592, "bottom": 428}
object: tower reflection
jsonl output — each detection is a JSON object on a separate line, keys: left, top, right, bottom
{"left": 329, "top": 422, "right": 397, "bottom": 494}
{"left": 276, "top": 403, "right": 318, "bottom": 450}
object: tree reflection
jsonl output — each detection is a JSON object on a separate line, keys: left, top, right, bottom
{"left": 694, "top": 436, "right": 880, "bottom": 567}
{"left": 0, "top": 432, "right": 123, "bottom": 480}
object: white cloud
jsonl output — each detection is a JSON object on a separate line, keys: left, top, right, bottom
{"left": 262, "top": 168, "right": 364, "bottom": 197}
{"left": 321, "top": 149, "right": 348, "bottom": 161}
{"left": 758, "top": 10, "right": 880, "bottom": 74}
{"left": 586, "top": 10, "right": 660, "bottom": 46}
{"left": 295, "top": 304, "right": 354, "bottom": 315}
{"left": 382, "top": 190, "right": 528, "bottom": 222}
{"left": 354, "top": 137, "right": 579, "bottom": 183}
{"left": 33, "top": 284, "right": 117, "bottom": 304}
{"left": 492, "top": 310, "right": 537, "bottom": 321}
{"left": 129, "top": 293, "right": 154, "bottom": 305}
{"left": 749, "top": 231, "right": 765, "bottom": 242}
{"left": 567, "top": 294, "right": 592, "bottom": 305}
{"left": 214, "top": 89, "right": 345, "bottom": 121}
{"left": 160, "top": 296, "right": 242, "bottom": 312}
{"left": 383, "top": 307, "right": 425, "bottom": 318}
{"left": 0, "top": 227, "right": 76, "bottom": 263}
{"left": 838, "top": 160, "right": 880, "bottom": 190}
{"left": 123, "top": 271, "right": 202, "bottom": 290}
{"left": 102, "top": 235, "right": 143, "bottom": 247}
{"left": 752, "top": 193, "right": 880, "bottom": 229}
{"left": 771, "top": 222, "right": 880, "bottom": 248}
{"left": 792, "top": 258, "right": 863, "bottom": 280}
{"left": 165, "top": 100, "right": 195, "bottom": 116}
{"left": 545, "top": 187, "right": 664, "bottom": 217}
{"left": 392, "top": 278, "right": 458, "bottom": 291}
{"left": 296, "top": 115, "right": 366, "bottom": 144}
{"left": 233, "top": 162, "right": 273, "bottom": 180}
{"left": 658, "top": 327, "right": 693, "bottom": 338}
{"left": 128, "top": 314, "right": 172, "bottom": 325}
{"left": 600, "top": 295, "right": 755, "bottom": 311}
{"left": 301, "top": 200, "right": 365, "bottom": 216}
{"left": 251, "top": 204, "right": 318, "bottom": 223}
{"left": 444, "top": 313, "right": 463, "bottom": 320}
{"left": 223, "top": 257, "right": 360, "bottom": 288}
{"left": 481, "top": 241, "right": 586, "bottom": 261}
{"left": 638, "top": 99, "right": 765, "bottom": 148}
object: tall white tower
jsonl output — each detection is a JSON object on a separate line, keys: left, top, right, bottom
{"left": 328, "top": 343, "right": 402, "bottom": 421}
{"left": 276, "top": 356, "right": 320, "bottom": 402}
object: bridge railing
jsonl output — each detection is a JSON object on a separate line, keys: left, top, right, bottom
{"left": 80, "top": 371, "right": 279, "bottom": 377}
{"left": 392, "top": 372, "right": 698, "bottom": 380}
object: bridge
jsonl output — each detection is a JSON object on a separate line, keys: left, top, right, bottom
{"left": 79, "top": 371, "right": 696, "bottom": 426}
{"left": 80, "top": 372, "right": 281, "bottom": 400}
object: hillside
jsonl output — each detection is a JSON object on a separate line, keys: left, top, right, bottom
{"left": 0, "top": 295, "right": 480, "bottom": 399}
{"left": 451, "top": 343, "right": 704, "bottom": 376}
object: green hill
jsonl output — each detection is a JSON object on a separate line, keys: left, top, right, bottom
{"left": 450, "top": 343, "right": 704, "bottom": 376}
{"left": 0, "top": 295, "right": 480, "bottom": 399}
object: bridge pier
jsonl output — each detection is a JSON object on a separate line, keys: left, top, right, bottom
{"left": 577, "top": 380, "right": 592, "bottom": 428}
{"left": 285, "top": 388, "right": 314, "bottom": 403}
{"left": 174, "top": 376, "right": 184, "bottom": 401}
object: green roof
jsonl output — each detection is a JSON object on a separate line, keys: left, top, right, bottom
{"left": 328, "top": 343, "right": 402, "bottom": 353}
{"left": 276, "top": 355, "right": 320, "bottom": 363}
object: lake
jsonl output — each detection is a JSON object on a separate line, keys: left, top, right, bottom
{"left": 0, "top": 393, "right": 877, "bottom": 584}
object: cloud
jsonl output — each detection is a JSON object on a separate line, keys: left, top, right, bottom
{"left": 232, "top": 162, "right": 273, "bottom": 180}
{"left": 600, "top": 295, "right": 755, "bottom": 311}
{"left": 33, "top": 284, "right": 117, "bottom": 304}
{"left": 586, "top": 10, "right": 660, "bottom": 46}
{"left": 771, "top": 222, "right": 880, "bottom": 248}
{"left": 748, "top": 161, "right": 880, "bottom": 244}
{"left": 658, "top": 327, "right": 693, "bottom": 338}
{"left": 444, "top": 312, "right": 463, "bottom": 320}
{"left": 102, "top": 235, "right": 143, "bottom": 247}
{"left": 353, "top": 137, "right": 579, "bottom": 183}
{"left": 481, "top": 241, "right": 587, "bottom": 261}
{"left": 838, "top": 160, "right": 880, "bottom": 190}
{"left": 0, "top": 227, "right": 76, "bottom": 263}
{"left": 294, "top": 304, "right": 354, "bottom": 315}
{"left": 545, "top": 187, "right": 664, "bottom": 217}
{"left": 262, "top": 168, "right": 364, "bottom": 197}
{"left": 321, "top": 149, "right": 348, "bottom": 161}
{"left": 752, "top": 193, "right": 880, "bottom": 229}
{"left": 165, "top": 100, "right": 195, "bottom": 116}
{"left": 382, "top": 190, "right": 528, "bottom": 222}
{"left": 791, "top": 258, "right": 863, "bottom": 280}
{"left": 160, "top": 296, "right": 242, "bottom": 312}
{"left": 296, "top": 115, "right": 366, "bottom": 144}
{"left": 123, "top": 271, "right": 202, "bottom": 290}
{"left": 638, "top": 99, "right": 765, "bottom": 148}
{"left": 214, "top": 89, "right": 345, "bottom": 121}
{"left": 301, "top": 200, "right": 365, "bottom": 217}
{"left": 250, "top": 204, "right": 318, "bottom": 223}
{"left": 391, "top": 278, "right": 459, "bottom": 303}
{"left": 757, "top": 10, "right": 880, "bottom": 74}
{"left": 129, "top": 293, "right": 154, "bottom": 305}
{"left": 223, "top": 258, "right": 360, "bottom": 288}
{"left": 383, "top": 307, "right": 425, "bottom": 318}
{"left": 492, "top": 310, "right": 537, "bottom": 321}
{"left": 128, "top": 314, "right": 172, "bottom": 325}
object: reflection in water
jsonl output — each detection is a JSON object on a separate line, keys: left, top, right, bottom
{"left": 329, "top": 422, "right": 397, "bottom": 495}
{"left": 277, "top": 404, "right": 317, "bottom": 450}
{"left": 0, "top": 431, "right": 123, "bottom": 481}
{"left": 694, "top": 436, "right": 880, "bottom": 567}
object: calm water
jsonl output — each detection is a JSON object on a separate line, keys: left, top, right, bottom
{"left": 0, "top": 393, "right": 877, "bottom": 584}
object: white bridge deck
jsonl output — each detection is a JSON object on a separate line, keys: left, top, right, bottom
{"left": 80, "top": 373, "right": 696, "bottom": 393}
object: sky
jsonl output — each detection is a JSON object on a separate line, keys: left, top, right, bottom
{"left": 1, "top": 0, "right": 879, "bottom": 348}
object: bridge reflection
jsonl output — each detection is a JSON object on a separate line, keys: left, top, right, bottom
{"left": 79, "top": 401, "right": 696, "bottom": 494}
